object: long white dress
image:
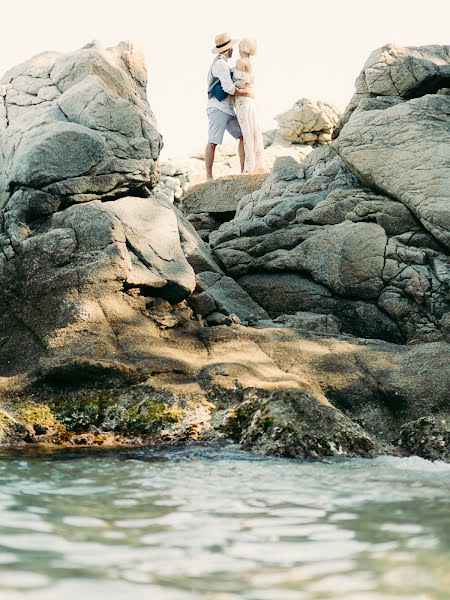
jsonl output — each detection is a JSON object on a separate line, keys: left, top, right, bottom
{"left": 231, "top": 68, "right": 266, "bottom": 173}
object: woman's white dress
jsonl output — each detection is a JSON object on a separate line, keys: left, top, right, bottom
{"left": 231, "top": 68, "right": 266, "bottom": 173}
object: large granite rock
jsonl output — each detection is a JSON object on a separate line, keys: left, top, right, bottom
{"left": 209, "top": 44, "right": 450, "bottom": 344}
{"left": 339, "top": 43, "right": 450, "bottom": 129}
{"left": 337, "top": 95, "right": 450, "bottom": 248}
{"left": 0, "top": 43, "right": 232, "bottom": 377}
{"left": 0, "top": 40, "right": 162, "bottom": 216}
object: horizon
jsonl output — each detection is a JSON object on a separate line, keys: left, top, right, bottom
{"left": 1, "top": 0, "right": 449, "bottom": 158}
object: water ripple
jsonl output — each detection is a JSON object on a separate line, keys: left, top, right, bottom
{"left": 0, "top": 448, "right": 448, "bottom": 599}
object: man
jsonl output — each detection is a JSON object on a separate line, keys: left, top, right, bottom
{"left": 205, "top": 33, "right": 253, "bottom": 181}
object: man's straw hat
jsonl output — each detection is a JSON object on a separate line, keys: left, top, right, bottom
{"left": 212, "top": 33, "right": 238, "bottom": 54}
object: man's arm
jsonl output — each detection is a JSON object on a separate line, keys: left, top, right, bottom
{"left": 234, "top": 87, "right": 253, "bottom": 97}
{"left": 214, "top": 60, "right": 253, "bottom": 97}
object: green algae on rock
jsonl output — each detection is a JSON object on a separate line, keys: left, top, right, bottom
{"left": 400, "top": 414, "right": 450, "bottom": 462}
{"left": 220, "top": 388, "right": 380, "bottom": 459}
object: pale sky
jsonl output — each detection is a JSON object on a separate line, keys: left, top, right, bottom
{"left": 1, "top": 0, "right": 449, "bottom": 157}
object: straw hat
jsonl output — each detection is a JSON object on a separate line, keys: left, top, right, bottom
{"left": 212, "top": 33, "right": 238, "bottom": 54}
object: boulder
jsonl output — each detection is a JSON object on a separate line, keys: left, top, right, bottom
{"left": 238, "top": 273, "right": 336, "bottom": 314}
{"left": 220, "top": 388, "right": 377, "bottom": 459}
{"left": 192, "top": 271, "right": 268, "bottom": 322}
{"left": 337, "top": 95, "right": 450, "bottom": 248}
{"left": 275, "top": 98, "right": 341, "bottom": 145}
{"left": 0, "top": 40, "right": 162, "bottom": 213}
{"left": 339, "top": 43, "right": 450, "bottom": 129}
{"left": 400, "top": 414, "right": 450, "bottom": 462}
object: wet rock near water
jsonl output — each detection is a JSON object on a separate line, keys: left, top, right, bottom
{"left": 399, "top": 414, "right": 450, "bottom": 462}
{"left": 219, "top": 388, "right": 378, "bottom": 459}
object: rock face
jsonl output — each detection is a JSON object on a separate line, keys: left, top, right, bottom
{"left": 0, "top": 40, "right": 162, "bottom": 216}
{"left": 339, "top": 43, "right": 450, "bottom": 129}
{"left": 209, "top": 44, "right": 450, "bottom": 344}
{"left": 0, "top": 42, "right": 224, "bottom": 376}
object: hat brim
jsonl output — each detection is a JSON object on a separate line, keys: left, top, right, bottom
{"left": 212, "top": 38, "right": 238, "bottom": 54}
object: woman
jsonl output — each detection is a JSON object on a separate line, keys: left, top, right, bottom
{"left": 231, "top": 38, "right": 266, "bottom": 173}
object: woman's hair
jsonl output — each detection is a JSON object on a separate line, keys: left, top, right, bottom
{"left": 239, "top": 37, "right": 257, "bottom": 56}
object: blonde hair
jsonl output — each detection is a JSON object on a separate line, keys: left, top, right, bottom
{"left": 239, "top": 37, "right": 257, "bottom": 56}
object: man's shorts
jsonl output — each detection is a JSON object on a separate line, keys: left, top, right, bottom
{"left": 207, "top": 108, "right": 242, "bottom": 145}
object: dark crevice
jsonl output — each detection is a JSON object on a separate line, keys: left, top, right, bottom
{"left": 403, "top": 72, "right": 450, "bottom": 100}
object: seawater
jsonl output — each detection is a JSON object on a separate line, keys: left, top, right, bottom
{"left": 0, "top": 444, "right": 449, "bottom": 599}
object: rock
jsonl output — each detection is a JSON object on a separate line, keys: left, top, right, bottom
{"left": 183, "top": 171, "right": 268, "bottom": 217}
{"left": 238, "top": 273, "right": 336, "bottom": 314}
{"left": 179, "top": 173, "right": 268, "bottom": 240}
{"left": 275, "top": 98, "right": 341, "bottom": 145}
{"left": 339, "top": 43, "right": 450, "bottom": 129}
{"left": 0, "top": 43, "right": 225, "bottom": 377}
{"left": 190, "top": 291, "right": 217, "bottom": 317}
{"left": 399, "top": 414, "right": 450, "bottom": 462}
{"left": 220, "top": 388, "right": 378, "bottom": 459}
{"left": 294, "top": 221, "right": 387, "bottom": 299}
{"left": 237, "top": 273, "right": 402, "bottom": 342}
{"left": 273, "top": 312, "right": 341, "bottom": 335}
{"left": 205, "top": 312, "right": 234, "bottom": 327}
{"left": 192, "top": 272, "right": 268, "bottom": 322}
{"left": 0, "top": 41, "right": 162, "bottom": 210}
{"left": 175, "top": 210, "right": 224, "bottom": 275}
{"left": 104, "top": 196, "right": 196, "bottom": 301}
{"left": 337, "top": 95, "right": 450, "bottom": 248}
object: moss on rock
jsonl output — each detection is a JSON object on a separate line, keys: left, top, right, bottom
{"left": 221, "top": 388, "right": 379, "bottom": 459}
{"left": 400, "top": 413, "right": 450, "bottom": 462}
{"left": 17, "top": 403, "right": 68, "bottom": 437}
{"left": 0, "top": 409, "right": 33, "bottom": 445}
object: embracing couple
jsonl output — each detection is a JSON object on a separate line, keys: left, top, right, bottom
{"left": 205, "top": 33, "right": 265, "bottom": 181}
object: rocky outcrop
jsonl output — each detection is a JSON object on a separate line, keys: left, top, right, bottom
{"left": 0, "top": 42, "right": 229, "bottom": 378}
{"left": 2, "top": 322, "right": 450, "bottom": 460}
{"left": 339, "top": 43, "right": 450, "bottom": 130}
{"left": 0, "top": 40, "right": 162, "bottom": 216}
{"left": 1, "top": 42, "right": 449, "bottom": 463}
{"left": 209, "top": 44, "right": 450, "bottom": 344}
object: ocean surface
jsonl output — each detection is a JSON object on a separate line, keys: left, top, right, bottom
{"left": 0, "top": 444, "right": 449, "bottom": 600}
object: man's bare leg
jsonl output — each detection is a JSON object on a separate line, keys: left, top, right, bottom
{"left": 205, "top": 143, "right": 216, "bottom": 181}
{"left": 238, "top": 136, "right": 245, "bottom": 173}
